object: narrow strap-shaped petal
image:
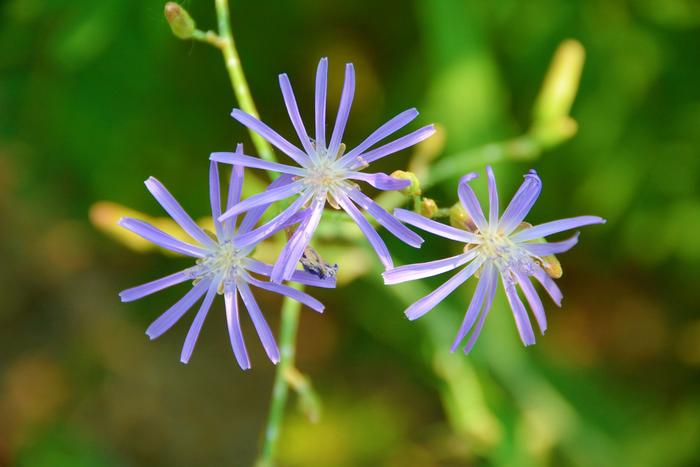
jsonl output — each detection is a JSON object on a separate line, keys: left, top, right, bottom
{"left": 337, "top": 108, "right": 419, "bottom": 166}
{"left": 315, "top": 58, "right": 328, "bottom": 151}
{"left": 145, "top": 177, "right": 216, "bottom": 248}
{"left": 210, "top": 151, "right": 305, "bottom": 177}
{"left": 522, "top": 233, "right": 579, "bottom": 257}
{"left": 270, "top": 197, "right": 325, "bottom": 283}
{"left": 146, "top": 279, "right": 210, "bottom": 340}
{"left": 225, "top": 285, "right": 251, "bottom": 370}
{"left": 180, "top": 280, "right": 218, "bottom": 364}
{"left": 225, "top": 161, "right": 245, "bottom": 236}
{"left": 246, "top": 274, "right": 324, "bottom": 313}
{"left": 231, "top": 109, "right": 309, "bottom": 166}
{"left": 393, "top": 209, "right": 481, "bottom": 243}
{"left": 219, "top": 179, "right": 304, "bottom": 222}
{"left": 511, "top": 216, "right": 606, "bottom": 242}
{"left": 345, "top": 172, "right": 411, "bottom": 191}
{"left": 279, "top": 73, "right": 315, "bottom": 155}
{"left": 119, "top": 218, "right": 207, "bottom": 258}
{"left": 404, "top": 257, "right": 484, "bottom": 320}
{"left": 236, "top": 192, "right": 312, "bottom": 247}
{"left": 209, "top": 161, "right": 224, "bottom": 238}
{"left": 532, "top": 264, "right": 563, "bottom": 307}
{"left": 383, "top": 251, "right": 477, "bottom": 285}
{"left": 450, "top": 264, "right": 494, "bottom": 351}
{"left": 237, "top": 280, "right": 280, "bottom": 364}
{"left": 334, "top": 190, "right": 393, "bottom": 269}
{"left": 516, "top": 272, "right": 547, "bottom": 334}
{"left": 119, "top": 268, "right": 192, "bottom": 302}
{"left": 346, "top": 125, "right": 436, "bottom": 170}
{"left": 463, "top": 264, "right": 498, "bottom": 353}
{"left": 499, "top": 170, "right": 542, "bottom": 235}
{"left": 328, "top": 63, "right": 355, "bottom": 157}
{"left": 237, "top": 174, "right": 296, "bottom": 235}
{"left": 502, "top": 275, "right": 536, "bottom": 346}
{"left": 244, "top": 259, "right": 336, "bottom": 289}
{"left": 486, "top": 166, "right": 499, "bottom": 226}
{"left": 347, "top": 190, "right": 423, "bottom": 248}
{"left": 458, "top": 173, "right": 488, "bottom": 232}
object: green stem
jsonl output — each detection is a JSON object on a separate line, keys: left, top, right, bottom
{"left": 213, "top": 0, "right": 276, "bottom": 165}
{"left": 256, "top": 284, "right": 303, "bottom": 467}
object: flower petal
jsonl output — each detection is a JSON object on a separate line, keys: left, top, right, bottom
{"left": 210, "top": 151, "right": 305, "bottom": 177}
{"left": 486, "top": 166, "right": 499, "bottom": 226}
{"left": 145, "top": 279, "right": 210, "bottom": 340}
{"left": 119, "top": 218, "right": 207, "bottom": 258}
{"left": 502, "top": 275, "right": 536, "bottom": 346}
{"left": 219, "top": 179, "right": 304, "bottom": 222}
{"left": 532, "top": 264, "right": 563, "bottom": 307}
{"left": 225, "top": 285, "right": 251, "bottom": 370}
{"left": 235, "top": 192, "right": 312, "bottom": 247}
{"left": 383, "top": 251, "right": 476, "bottom": 285}
{"left": 210, "top": 161, "right": 224, "bottom": 238}
{"left": 522, "top": 233, "right": 579, "bottom": 256}
{"left": 225, "top": 161, "right": 245, "bottom": 235}
{"left": 315, "top": 57, "right": 328, "bottom": 150}
{"left": 346, "top": 125, "right": 435, "bottom": 169}
{"left": 145, "top": 177, "right": 216, "bottom": 248}
{"left": 279, "top": 73, "right": 315, "bottom": 155}
{"left": 347, "top": 189, "right": 423, "bottom": 247}
{"left": 499, "top": 169, "right": 542, "bottom": 234}
{"left": 337, "top": 108, "right": 419, "bottom": 166}
{"left": 180, "top": 280, "right": 218, "bottom": 364}
{"left": 458, "top": 172, "right": 487, "bottom": 232}
{"left": 119, "top": 268, "right": 192, "bottom": 302}
{"left": 450, "top": 263, "right": 494, "bottom": 352}
{"left": 511, "top": 216, "right": 606, "bottom": 242}
{"left": 393, "top": 209, "right": 481, "bottom": 243}
{"left": 463, "top": 264, "right": 498, "bottom": 353}
{"left": 271, "top": 196, "right": 325, "bottom": 283}
{"left": 231, "top": 109, "right": 309, "bottom": 166}
{"left": 404, "top": 257, "right": 484, "bottom": 320}
{"left": 247, "top": 274, "right": 324, "bottom": 313}
{"left": 236, "top": 174, "right": 296, "bottom": 235}
{"left": 516, "top": 272, "right": 547, "bottom": 334}
{"left": 346, "top": 172, "right": 411, "bottom": 191}
{"left": 334, "top": 190, "right": 393, "bottom": 269}
{"left": 237, "top": 280, "right": 280, "bottom": 364}
{"left": 328, "top": 63, "right": 355, "bottom": 157}
{"left": 245, "top": 258, "right": 336, "bottom": 289}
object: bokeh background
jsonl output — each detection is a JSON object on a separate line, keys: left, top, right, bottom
{"left": 2, "top": 0, "right": 700, "bottom": 466}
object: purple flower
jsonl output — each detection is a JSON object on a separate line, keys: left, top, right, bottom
{"left": 211, "top": 58, "right": 434, "bottom": 283}
{"left": 119, "top": 150, "right": 334, "bottom": 369}
{"left": 383, "top": 166, "right": 605, "bottom": 352}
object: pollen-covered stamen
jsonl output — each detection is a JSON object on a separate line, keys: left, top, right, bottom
{"left": 472, "top": 228, "right": 539, "bottom": 277}
{"left": 193, "top": 240, "right": 248, "bottom": 293}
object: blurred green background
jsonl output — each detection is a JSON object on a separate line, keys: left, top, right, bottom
{"left": 2, "top": 0, "right": 700, "bottom": 466}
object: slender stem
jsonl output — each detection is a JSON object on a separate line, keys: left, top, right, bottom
{"left": 256, "top": 283, "right": 303, "bottom": 467}
{"left": 213, "top": 0, "right": 276, "bottom": 164}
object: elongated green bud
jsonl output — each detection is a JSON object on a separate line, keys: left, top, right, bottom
{"left": 533, "top": 39, "right": 585, "bottom": 124}
{"left": 164, "top": 2, "right": 196, "bottom": 39}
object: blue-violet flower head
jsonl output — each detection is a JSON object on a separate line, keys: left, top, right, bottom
{"left": 118, "top": 150, "right": 334, "bottom": 369}
{"left": 383, "top": 166, "right": 605, "bottom": 352}
{"left": 211, "top": 58, "right": 434, "bottom": 283}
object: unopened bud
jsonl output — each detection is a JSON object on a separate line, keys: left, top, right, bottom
{"left": 449, "top": 203, "right": 476, "bottom": 231}
{"left": 420, "top": 198, "right": 438, "bottom": 218}
{"left": 391, "top": 170, "right": 421, "bottom": 196}
{"left": 533, "top": 39, "right": 585, "bottom": 124}
{"left": 164, "top": 2, "right": 196, "bottom": 39}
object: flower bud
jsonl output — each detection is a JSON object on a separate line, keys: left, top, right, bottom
{"left": 420, "top": 198, "right": 438, "bottom": 218}
{"left": 164, "top": 2, "right": 196, "bottom": 40}
{"left": 449, "top": 203, "right": 476, "bottom": 231}
{"left": 533, "top": 39, "right": 585, "bottom": 124}
{"left": 391, "top": 170, "right": 421, "bottom": 196}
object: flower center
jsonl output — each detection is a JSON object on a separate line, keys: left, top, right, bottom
{"left": 475, "top": 230, "right": 537, "bottom": 277}
{"left": 304, "top": 157, "right": 346, "bottom": 192}
{"left": 194, "top": 240, "right": 247, "bottom": 292}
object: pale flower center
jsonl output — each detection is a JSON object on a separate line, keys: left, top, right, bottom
{"left": 194, "top": 240, "right": 247, "bottom": 292}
